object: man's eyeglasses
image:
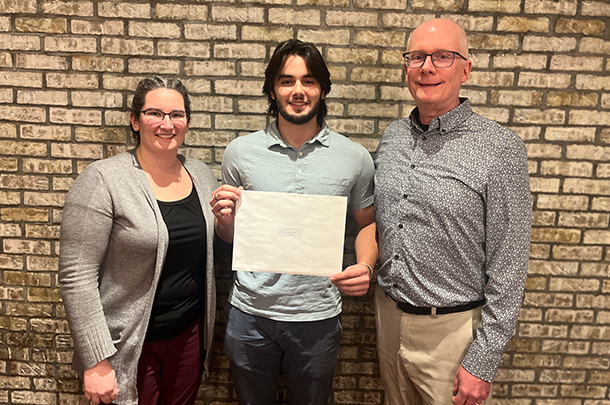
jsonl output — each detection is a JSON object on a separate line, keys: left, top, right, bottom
{"left": 403, "top": 51, "right": 468, "bottom": 68}
{"left": 140, "top": 108, "right": 188, "bottom": 125}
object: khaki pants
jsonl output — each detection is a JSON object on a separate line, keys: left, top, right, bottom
{"left": 375, "top": 285, "right": 491, "bottom": 405}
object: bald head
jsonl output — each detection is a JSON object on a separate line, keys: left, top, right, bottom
{"left": 407, "top": 19, "right": 468, "bottom": 58}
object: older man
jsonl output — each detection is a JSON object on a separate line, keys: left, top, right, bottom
{"left": 374, "top": 19, "right": 531, "bottom": 405}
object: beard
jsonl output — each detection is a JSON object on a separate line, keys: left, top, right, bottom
{"left": 277, "top": 98, "right": 321, "bottom": 125}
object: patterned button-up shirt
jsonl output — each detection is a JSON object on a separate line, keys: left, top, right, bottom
{"left": 374, "top": 99, "right": 532, "bottom": 382}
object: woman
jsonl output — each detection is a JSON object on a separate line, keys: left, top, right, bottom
{"left": 59, "top": 76, "right": 217, "bottom": 405}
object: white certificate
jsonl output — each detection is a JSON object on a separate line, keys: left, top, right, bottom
{"left": 232, "top": 190, "right": 348, "bottom": 276}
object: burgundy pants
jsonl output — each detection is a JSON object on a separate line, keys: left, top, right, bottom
{"left": 137, "top": 318, "right": 204, "bottom": 405}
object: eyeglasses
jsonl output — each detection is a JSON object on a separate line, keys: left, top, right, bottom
{"left": 403, "top": 51, "right": 468, "bottom": 68}
{"left": 140, "top": 108, "right": 188, "bottom": 125}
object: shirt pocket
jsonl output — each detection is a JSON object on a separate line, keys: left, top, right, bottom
{"left": 318, "top": 177, "right": 349, "bottom": 196}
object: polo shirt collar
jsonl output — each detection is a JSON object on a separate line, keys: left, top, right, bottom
{"left": 265, "top": 119, "right": 331, "bottom": 149}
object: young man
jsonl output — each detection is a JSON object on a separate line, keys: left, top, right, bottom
{"left": 374, "top": 19, "right": 532, "bottom": 405}
{"left": 210, "top": 39, "right": 377, "bottom": 405}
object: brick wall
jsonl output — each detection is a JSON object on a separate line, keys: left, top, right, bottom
{"left": 0, "top": 0, "right": 609, "bottom": 404}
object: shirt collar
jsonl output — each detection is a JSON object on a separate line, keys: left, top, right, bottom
{"left": 409, "top": 98, "right": 473, "bottom": 135}
{"left": 265, "top": 119, "right": 331, "bottom": 149}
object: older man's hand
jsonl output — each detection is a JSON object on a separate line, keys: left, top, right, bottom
{"left": 452, "top": 365, "right": 490, "bottom": 405}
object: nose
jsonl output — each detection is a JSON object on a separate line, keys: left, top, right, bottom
{"left": 421, "top": 54, "right": 435, "bottom": 69}
{"left": 160, "top": 114, "right": 174, "bottom": 128}
{"left": 293, "top": 80, "right": 304, "bottom": 94}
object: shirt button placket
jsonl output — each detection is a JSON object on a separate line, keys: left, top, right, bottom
{"left": 295, "top": 148, "right": 305, "bottom": 194}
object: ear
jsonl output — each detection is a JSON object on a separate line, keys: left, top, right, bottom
{"left": 270, "top": 90, "right": 276, "bottom": 100}
{"left": 130, "top": 113, "right": 140, "bottom": 132}
{"left": 321, "top": 91, "right": 325, "bottom": 99}
{"left": 460, "top": 60, "right": 472, "bottom": 84}
{"left": 404, "top": 64, "right": 409, "bottom": 83}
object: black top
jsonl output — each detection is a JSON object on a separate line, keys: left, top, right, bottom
{"left": 145, "top": 186, "right": 207, "bottom": 341}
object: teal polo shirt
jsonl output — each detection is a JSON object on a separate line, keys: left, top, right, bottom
{"left": 222, "top": 120, "right": 374, "bottom": 321}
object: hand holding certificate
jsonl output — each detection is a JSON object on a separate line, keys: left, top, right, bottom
{"left": 232, "top": 190, "right": 348, "bottom": 276}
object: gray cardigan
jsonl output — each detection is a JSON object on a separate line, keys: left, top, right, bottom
{"left": 59, "top": 150, "right": 217, "bottom": 405}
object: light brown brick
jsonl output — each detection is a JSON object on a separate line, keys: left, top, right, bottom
{"left": 214, "top": 43, "right": 266, "bottom": 59}
{"left": 51, "top": 143, "right": 103, "bottom": 159}
{"left": 23, "top": 159, "right": 72, "bottom": 174}
{"left": 191, "top": 96, "right": 233, "bottom": 113}
{"left": 102, "top": 75, "right": 142, "bottom": 91}
{"left": 530, "top": 177, "right": 560, "bottom": 193}
{"left": 326, "top": 11, "right": 378, "bottom": 27}
{"left": 524, "top": 0, "right": 578, "bottom": 15}
{"left": 552, "top": 245, "right": 603, "bottom": 260}
{"left": 347, "top": 103, "right": 399, "bottom": 118}
{"left": 492, "top": 90, "right": 543, "bottom": 106}
{"left": 44, "top": 36, "right": 96, "bottom": 53}
{"left": 539, "top": 161, "right": 592, "bottom": 177}
{"left": 241, "top": 26, "right": 293, "bottom": 42}
{"left": 327, "top": 49, "right": 378, "bottom": 65}
{"left": 17, "top": 90, "right": 68, "bottom": 106}
{"left": 518, "top": 72, "right": 571, "bottom": 88}
{"left": 497, "top": 16, "right": 549, "bottom": 32}
{"left": 41, "top": 0, "right": 93, "bottom": 16}
{"left": 512, "top": 353, "right": 563, "bottom": 366}
{"left": 2, "top": 106, "right": 46, "bottom": 123}
{"left": 72, "top": 55, "right": 124, "bottom": 72}
{"left": 75, "top": 127, "right": 126, "bottom": 143}
{"left": 545, "top": 127, "right": 596, "bottom": 142}
{"left": 101, "top": 38, "right": 154, "bottom": 56}
{"left": 3, "top": 240, "right": 51, "bottom": 255}
{"left": 0, "top": 0, "right": 37, "bottom": 13}
{"left": 541, "top": 340, "right": 590, "bottom": 355}
{"left": 469, "top": 34, "right": 519, "bottom": 50}
{"left": 351, "top": 67, "right": 402, "bottom": 83}
{"left": 0, "top": 191, "right": 21, "bottom": 205}
{"left": 522, "top": 36, "right": 576, "bottom": 52}
{"left": 157, "top": 41, "right": 210, "bottom": 59}
{"left": 236, "top": 98, "right": 267, "bottom": 114}
{"left": 355, "top": 0, "right": 406, "bottom": 8}
{"left": 215, "top": 114, "right": 266, "bottom": 131}
{"left": 569, "top": 110, "right": 610, "bottom": 126}
{"left": 16, "top": 17, "right": 67, "bottom": 33}
{"left": 468, "top": 71, "right": 514, "bottom": 87}
{"left": 0, "top": 158, "right": 18, "bottom": 171}
{"left": 211, "top": 6, "right": 264, "bottom": 23}
{"left": 50, "top": 108, "right": 102, "bottom": 126}
{"left": 492, "top": 53, "right": 547, "bottom": 69}
{"left": 98, "top": 2, "right": 150, "bottom": 18}
{"left": 0, "top": 71, "right": 42, "bottom": 87}
{"left": 547, "top": 91, "right": 598, "bottom": 107}
{"left": 184, "top": 24, "right": 237, "bottom": 40}
{"left": 128, "top": 58, "right": 180, "bottom": 74}
{"left": 47, "top": 73, "right": 97, "bottom": 89}
{"left": 128, "top": 21, "right": 180, "bottom": 38}
{"left": 21, "top": 125, "right": 71, "bottom": 141}
{"left": 0, "top": 34, "right": 40, "bottom": 51}
{"left": 551, "top": 55, "right": 604, "bottom": 72}
{"left": 298, "top": 29, "right": 350, "bottom": 45}
{"left": 576, "top": 74, "right": 610, "bottom": 91}
{"left": 468, "top": 0, "right": 520, "bottom": 12}
{"left": 556, "top": 18, "right": 605, "bottom": 35}
{"left": 71, "top": 19, "right": 123, "bottom": 35}
{"left": 528, "top": 260, "right": 578, "bottom": 276}
{"left": 531, "top": 228, "right": 580, "bottom": 244}
{"left": 155, "top": 4, "right": 207, "bottom": 20}
{"left": 268, "top": 8, "right": 320, "bottom": 25}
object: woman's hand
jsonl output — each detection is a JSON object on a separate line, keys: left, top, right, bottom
{"left": 83, "top": 359, "right": 119, "bottom": 405}
{"left": 210, "top": 185, "right": 242, "bottom": 243}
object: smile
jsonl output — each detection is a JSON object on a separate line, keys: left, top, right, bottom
{"left": 156, "top": 134, "right": 175, "bottom": 139}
